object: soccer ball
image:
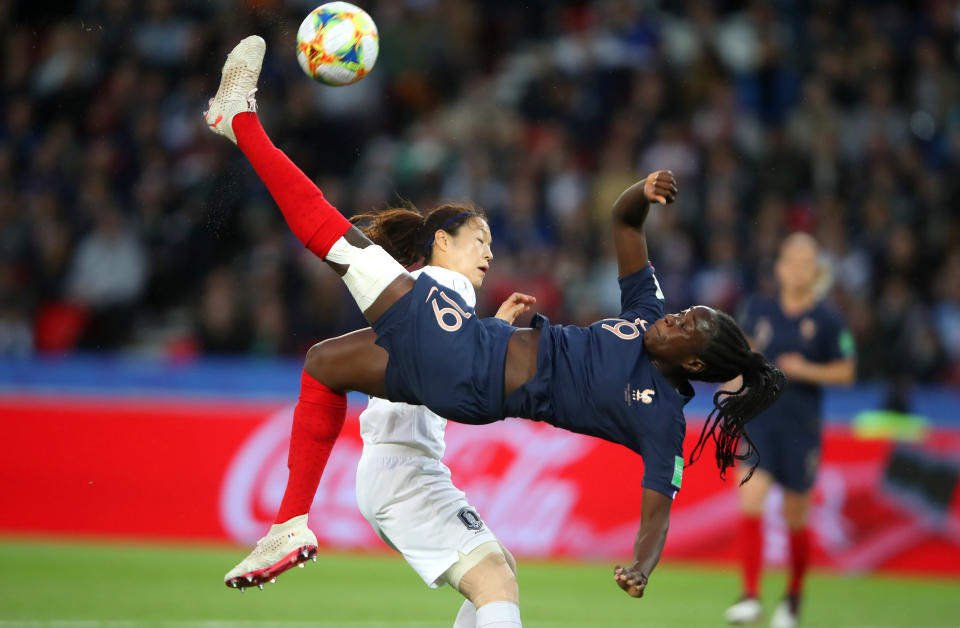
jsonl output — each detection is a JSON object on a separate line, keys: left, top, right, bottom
{"left": 296, "top": 2, "right": 379, "bottom": 86}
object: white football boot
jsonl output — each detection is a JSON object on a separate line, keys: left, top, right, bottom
{"left": 725, "top": 597, "right": 763, "bottom": 624}
{"left": 203, "top": 35, "right": 265, "bottom": 144}
{"left": 770, "top": 598, "right": 799, "bottom": 628}
{"left": 224, "top": 514, "right": 318, "bottom": 591}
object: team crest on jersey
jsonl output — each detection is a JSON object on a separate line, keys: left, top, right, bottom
{"left": 800, "top": 317, "right": 817, "bottom": 341}
{"left": 457, "top": 507, "right": 484, "bottom": 531}
{"left": 624, "top": 384, "right": 655, "bottom": 406}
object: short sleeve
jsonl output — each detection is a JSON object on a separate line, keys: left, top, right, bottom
{"left": 639, "top": 413, "right": 685, "bottom": 500}
{"left": 619, "top": 263, "right": 665, "bottom": 323}
{"left": 820, "top": 308, "right": 855, "bottom": 362}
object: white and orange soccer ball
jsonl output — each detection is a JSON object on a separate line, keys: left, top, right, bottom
{"left": 295, "top": 2, "right": 379, "bottom": 86}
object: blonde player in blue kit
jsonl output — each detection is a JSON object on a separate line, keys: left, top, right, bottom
{"left": 725, "top": 233, "right": 856, "bottom": 628}
{"left": 205, "top": 37, "right": 786, "bottom": 614}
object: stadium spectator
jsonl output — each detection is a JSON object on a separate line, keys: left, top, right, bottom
{"left": 0, "top": 0, "right": 955, "bottom": 395}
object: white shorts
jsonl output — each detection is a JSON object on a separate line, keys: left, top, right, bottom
{"left": 356, "top": 443, "right": 498, "bottom": 588}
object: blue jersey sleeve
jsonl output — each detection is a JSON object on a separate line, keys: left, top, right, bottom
{"left": 819, "top": 307, "right": 855, "bottom": 362}
{"left": 619, "top": 263, "right": 666, "bottom": 323}
{"left": 638, "top": 412, "right": 686, "bottom": 499}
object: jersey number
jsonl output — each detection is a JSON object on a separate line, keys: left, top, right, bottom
{"left": 601, "top": 318, "right": 649, "bottom": 340}
{"left": 427, "top": 286, "right": 472, "bottom": 332}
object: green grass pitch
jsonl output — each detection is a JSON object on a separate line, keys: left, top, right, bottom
{"left": 0, "top": 538, "right": 956, "bottom": 627}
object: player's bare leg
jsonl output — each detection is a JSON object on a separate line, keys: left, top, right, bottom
{"left": 443, "top": 542, "right": 521, "bottom": 627}
{"left": 304, "top": 328, "right": 389, "bottom": 397}
{"left": 455, "top": 557, "right": 521, "bottom": 627}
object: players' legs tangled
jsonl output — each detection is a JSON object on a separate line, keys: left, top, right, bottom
{"left": 206, "top": 38, "right": 399, "bottom": 589}
{"left": 211, "top": 40, "right": 523, "bottom": 624}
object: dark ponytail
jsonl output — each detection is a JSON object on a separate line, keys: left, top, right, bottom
{"left": 351, "top": 201, "right": 485, "bottom": 267}
{"left": 687, "top": 311, "right": 786, "bottom": 484}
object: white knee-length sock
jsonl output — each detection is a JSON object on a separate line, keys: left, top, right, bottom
{"left": 476, "top": 601, "right": 521, "bottom": 627}
{"left": 452, "top": 599, "right": 477, "bottom": 628}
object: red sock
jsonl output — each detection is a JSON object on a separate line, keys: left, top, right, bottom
{"left": 787, "top": 527, "right": 810, "bottom": 596}
{"left": 232, "top": 112, "right": 351, "bottom": 259}
{"left": 274, "top": 370, "right": 347, "bottom": 524}
{"left": 740, "top": 515, "right": 763, "bottom": 598}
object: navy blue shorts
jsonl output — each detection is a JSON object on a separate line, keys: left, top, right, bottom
{"left": 744, "top": 414, "right": 822, "bottom": 493}
{"left": 372, "top": 274, "right": 514, "bottom": 424}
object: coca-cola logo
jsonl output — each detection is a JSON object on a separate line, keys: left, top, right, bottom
{"left": 218, "top": 405, "right": 374, "bottom": 547}
{"left": 218, "top": 408, "right": 612, "bottom": 555}
{"left": 219, "top": 409, "right": 955, "bottom": 569}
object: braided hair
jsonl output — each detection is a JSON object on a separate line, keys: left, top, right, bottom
{"left": 687, "top": 310, "right": 786, "bottom": 484}
{"left": 351, "top": 201, "right": 485, "bottom": 267}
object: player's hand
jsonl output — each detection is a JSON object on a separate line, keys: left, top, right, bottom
{"left": 643, "top": 170, "right": 678, "bottom": 204}
{"left": 777, "top": 352, "right": 809, "bottom": 380}
{"left": 614, "top": 564, "right": 648, "bottom": 598}
{"left": 495, "top": 292, "right": 536, "bottom": 324}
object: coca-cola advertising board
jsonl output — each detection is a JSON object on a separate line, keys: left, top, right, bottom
{"left": 1, "top": 394, "right": 958, "bottom": 575}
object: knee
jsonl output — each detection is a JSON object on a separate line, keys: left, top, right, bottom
{"left": 738, "top": 486, "right": 766, "bottom": 516}
{"left": 305, "top": 340, "right": 338, "bottom": 389}
{"left": 462, "top": 555, "right": 518, "bottom": 608}
{"left": 782, "top": 493, "right": 811, "bottom": 528}
{"left": 444, "top": 543, "right": 518, "bottom": 607}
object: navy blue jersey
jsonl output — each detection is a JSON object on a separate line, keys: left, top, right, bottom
{"left": 503, "top": 264, "right": 691, "bottom": 499}
{"left": 738, "top": 296, "right": 854, "bottom": 431}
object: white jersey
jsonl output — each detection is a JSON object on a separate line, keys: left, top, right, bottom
{"left": 358, "top": 265, "right": 477, "bottom": 459}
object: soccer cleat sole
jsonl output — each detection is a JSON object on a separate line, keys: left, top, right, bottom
{"left": 225, "top": 545, "right": 318, "bottom": 590}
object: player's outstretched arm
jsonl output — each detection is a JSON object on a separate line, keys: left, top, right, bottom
{"left": 611, "top": 171, "right": 677, "bottom": 278}
{"left": 613, "top": 488, "right": 672, "bottom": 598}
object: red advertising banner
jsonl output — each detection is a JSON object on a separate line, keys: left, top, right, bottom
{"left": 1, "top": 395, "right": 958, "bottom": 575}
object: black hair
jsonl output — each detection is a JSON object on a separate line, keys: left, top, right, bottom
{"left": 687, "top": 310, "right": 787, "bottom": 484}
{"left": 351, "top": 201, "right": 485, "bottom": 267}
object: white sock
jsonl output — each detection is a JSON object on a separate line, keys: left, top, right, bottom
{"left": 453, "top": 599, "right": 477, "bottom": 628}
{"left": 267, "top": 513, "right": 307, "bottom": 536}
{"left": 476, "top": 601, "right": 521, "bottom": 627}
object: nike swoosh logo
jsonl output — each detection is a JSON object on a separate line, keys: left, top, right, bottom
{"left": 210, "top": 114, "right": 223, "bottom": 128}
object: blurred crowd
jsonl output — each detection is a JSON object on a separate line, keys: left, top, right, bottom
{"left": 1, "top": 0, "right": 959, "bottom": 392}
